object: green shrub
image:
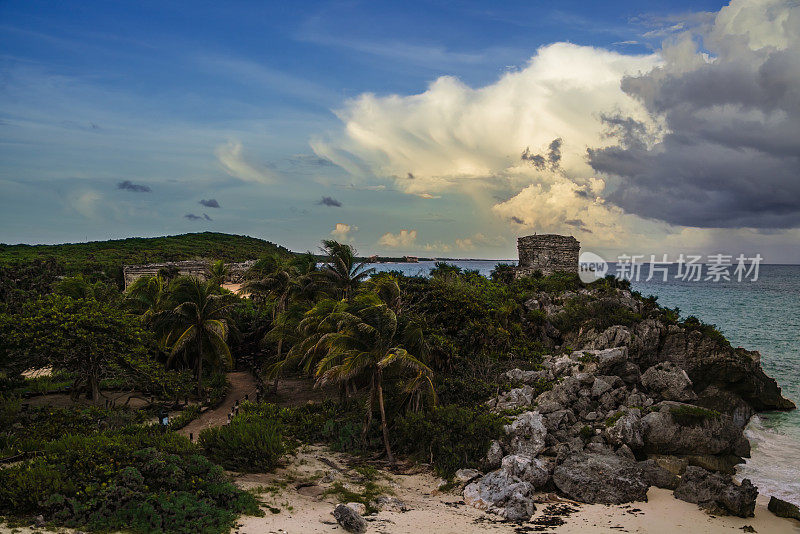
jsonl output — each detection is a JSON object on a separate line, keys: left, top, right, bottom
{"left": 669, "top": 405, "right": 720, "bottom": 426}
{"left": 0, "top": 428, "right": 262, "bottom": 533}
{"left": 394, "top": 405, "right": 506, "bottom": 478}
{"left": 168, "top": 405, "right": 201, "bottom": 431}
{"left": 199, "top": 413, "right": 285, "bottom": 472}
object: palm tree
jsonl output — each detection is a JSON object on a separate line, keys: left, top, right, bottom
{"left": 209, "top": 260, "right": 229, "bottom": 286}
{"left": 125, "top": 274, "right": 173, "bottom": 351}
{"left": 318, "top": 240, "right": 375, "bottom": 299}
{"left": 313, "top": 295, "right": 433, "bottom": 464}
{"left": 244, "top": 253, "right": 318, "bottom": 390}
{"left": 126, "top": 275, "right": 168, "bottom": 319}
{"left": 166, "top": 277, "right": 239, "bottom": 394}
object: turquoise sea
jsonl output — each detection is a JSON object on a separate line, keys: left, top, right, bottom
{"left": 369, "top": 260, "right": 800, "bottom": 505}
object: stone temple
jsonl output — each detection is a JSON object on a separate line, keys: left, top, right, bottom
{"left": 122, "top": 259, "right": 256, "bottom": 290}
{"left": 516, "top": 234, "right": 580, "bottom": 277}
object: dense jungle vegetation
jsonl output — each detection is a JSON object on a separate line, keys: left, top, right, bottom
{"left": 0, "top": 233, "right": 687, "bottom": 533}
{"left": 0, "top": 232, "right": 291, "bottom": 279}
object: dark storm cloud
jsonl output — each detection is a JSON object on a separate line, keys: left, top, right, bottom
{"left": 565, "top": 219, "right": 592, "bottom": 233}
{"left": 521, "top": 138, "right": 562, "bottom": 171}
{"left": 317, "top": 196, "right": 342, "bottom": 207}
{"left": 184, "top": 213, "right": 212, "bottom": 221}
{"left": 588, "top": 8, "right": 800, "bottom": 229}
{"left": 199, "top": 198, "right": 220, "bottom": 208}
{"left": 117, "top": 180, "right": 151, "bottom": 193}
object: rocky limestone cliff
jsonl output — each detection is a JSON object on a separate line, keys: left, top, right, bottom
{"left": 463, "top": 286, "right": 794, "bottom": 522}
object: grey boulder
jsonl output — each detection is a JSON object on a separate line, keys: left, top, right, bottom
{"left": 333, "top": 503, "right": 367, "bottom": 533}
{"left": 638, "top": 459, "right": 680, "bottom": 490}
{"left": 463, "top": 470, "right": 536, "bottom": 521}
{"left": 606, "top": 409, "right": 644, "bottom": 449}
{"left": 641, "top": 362, "right": 697, "bottom": 402}
{"left": 673, "top": 466, "right": 757, "bottom": 517}
{"left": 553, "top": 452, "right": 649, "bottom": 504}
{"left": 501, "top": 454, "right": 550, "bottom": 488}
{"left": 767, "top": 496, "right": 800, "bottom": 522}
{"left": 505, "top": 411, "right": 548, "bottom": 457}
{"left": 641, "top": 402, "right": 750, "bottom": 458}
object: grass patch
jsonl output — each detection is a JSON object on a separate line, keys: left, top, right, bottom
{"left": 323, "top": 480, "right": 390, "bottom": 515}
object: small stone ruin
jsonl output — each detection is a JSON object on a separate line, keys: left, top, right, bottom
{"left": 516, "top": 234, "right": 580, "bottom": 277}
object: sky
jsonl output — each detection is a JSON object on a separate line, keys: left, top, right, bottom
{"left": 1, "top": 0, "right": 799, "bottom": 262}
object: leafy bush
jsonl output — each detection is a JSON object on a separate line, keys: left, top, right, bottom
{"left": 394, "top": 405, "right": 506, "bottom": 477}
{"left": 552, "top": 297, "right": 642, "bottom": 333}
{"left": 682, "top": 316, "right": 731, "bottom": 348}
{"left": 669, "top": 405, "right": 721, "bottom": 426}
{"left": 235, "top": 400, "right": 370, "bottom": 454}
{"left": 200, "top": 411, "right": 285, "bottom": 472}
{"left": 0, "top": 427, "right": 262, "bottom": 533}
{"left": 0, "top": 404, "right": 147, "bottom": 457}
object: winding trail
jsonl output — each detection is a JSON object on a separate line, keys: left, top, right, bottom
{"left": 178, "top": 371, "right": 259, "bottom": 440}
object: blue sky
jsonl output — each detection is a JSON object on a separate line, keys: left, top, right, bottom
{"left": 2, "top": 0, "right": 799, "bottom": 261}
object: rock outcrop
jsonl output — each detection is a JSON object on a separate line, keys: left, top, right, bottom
{"left": 768, "top": 496, "right": 800, "bottom": 522}
{"left": 462, "top": 285, "right": 794, "bottom": 521}
{"left": 553, "top": 453, "right": 649, "bottom": 504}
{"left": 673, "top": 466, "right": 758, "bottom": 517}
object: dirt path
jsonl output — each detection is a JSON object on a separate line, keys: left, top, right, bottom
{"left": 179, "top": 371, "right": 259, "bottom": 440}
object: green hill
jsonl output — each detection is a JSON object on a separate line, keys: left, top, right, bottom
{"left": 0, "top": 232, "right": 292, "bottom": 273}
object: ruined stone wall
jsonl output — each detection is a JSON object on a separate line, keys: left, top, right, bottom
{"left": 516, "top": 234, "right": 580, "bottom": 277}
{"left": 122, "top": 259, "right": 257, "bottom": 289}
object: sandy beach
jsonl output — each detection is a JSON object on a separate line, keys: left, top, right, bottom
{"left": 232, "top": 445, "right": 800, "bottom": 534}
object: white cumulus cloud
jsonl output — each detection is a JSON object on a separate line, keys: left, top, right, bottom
{"left": 378, "top": 229, "right": 418, "bottom": 248}
{"left": 331, "top": 223, "right": 357, "bottom": 241}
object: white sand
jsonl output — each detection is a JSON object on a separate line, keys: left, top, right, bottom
{"left": 4, "top": 444, "right": 797, "bottom": 534}
{"left": 235, "top": 445, "right": 800, "bottom": 534}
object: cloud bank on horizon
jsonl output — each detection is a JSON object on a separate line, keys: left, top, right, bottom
{"left": 313, "top": 0, "right": 800, "bottom": 255}
{"left": 1, "top": 0, "right": 799, "bottom": 261}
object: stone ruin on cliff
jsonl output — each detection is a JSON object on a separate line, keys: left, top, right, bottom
{"left": 122, "top": 259, "right": 256, "bottom": 289}
{"left": 516, "top": 234, "right": 580, "bottom": 277}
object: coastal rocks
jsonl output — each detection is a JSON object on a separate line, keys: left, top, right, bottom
{"left": 505, "top": 368, "right": 551, "bottom": 384}
{"left": 454, "top": 468, "right": 483, "bottom": 486}
{"left": 552, "top": 452, "right": 649, "bottom": 504}
{"left": 656, "top": 329, "right": 794, "bottom": 412}
{"left": 673, "top": 466, "right": 757, "bottom": 517}
{"left": 487, "top": 385, "right": 536, "bottom": 411}
{"left": 486, "top": 440, "right": 504, "bottom": 468}
{"left": 641, "top": 362, "right": 697, "bottom": 402}
{"left": 767, "top": 496, "right": 800, "bottom": 522}
{"left": 641, "top": 402, "right": 750, "bottom": 458}
{"left": 333, "top": 503, "right": 367, "bottom": 533}
{"left": 501, "top": 454, "right": 550, "bottom": 488}
{"left": 695, "top": 385, "right": 755, "bottom": 429}
{"left": 638, "top": 459, "right": 680, "bottom": 490}
{"left": 595, "top": 347, "right": 630, "bottom": 375}
{"left": 463, "top": 470, "right": 536, "bottom": 521}
{"left": 505, "top": 411, "right": 548, "bottom": 457}
{"left": 606, "top": 409, "right": 644, "bottom": 449}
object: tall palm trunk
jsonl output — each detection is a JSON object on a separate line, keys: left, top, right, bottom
{"left": 376, "top": 369, "right": 395, "bottom": 465}
{"left": 362, "top": 377, "right": 375, "bottom": 443}
{"left": 273, "top": 337, "right": 282, "bottom": 393}
{"left": 196, "top": 336, "right": 204, "bottom": 396}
